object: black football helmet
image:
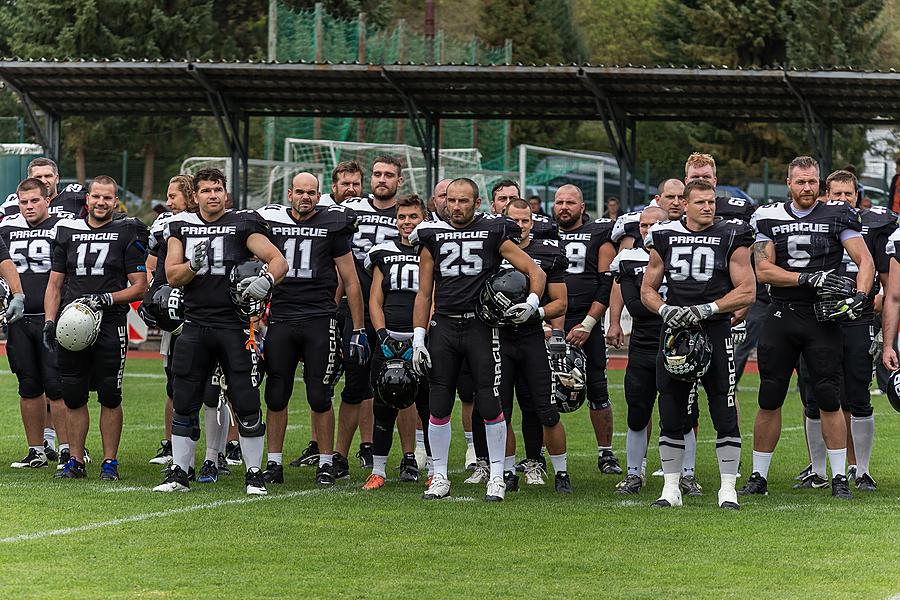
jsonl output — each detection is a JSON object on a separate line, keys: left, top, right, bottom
{"left": 887, "top": 370, "right": 900, "bottom": 413}
{"left": 324, "top": 325, "right": 345, "bottom": 387}
{"left": 149, "top": 285, "right": 184, "bottom": 333}
{"left": 0, "top": 278, "right": 11, "bottom": 325}
{"left": 551, "top": 343, "right": 587, "bottom": 413}
{"left": 662, "top": 327, "right": 712, "bottom": 382}
{"left": 374, "top": 358, "right": 420, "bottom": 410}
{"left": 476, "top": 269, "right": 529, "bottom": 327}
{"left": 229, "top": 259, "right": 271, "bottom": 319}
{"left": 813, "top": 275, "right": 856, "bottom": 322}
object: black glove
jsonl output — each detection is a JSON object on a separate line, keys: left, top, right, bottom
{"left": 377, "top": 328, "right": 394, "bottom": 359}
{"left": 829, "top": 292, "right": 867, "bottom": 321}
{"left": 42, "top": 321, "right": 56, "bottom": 352}
{"left": 798, "top": 270, "right": 832, "bottom": 288}
{"left": 547, "top": 329, "right": 566, "bottom": 359}
{"left": 78, "top": 293, "right": 113, "bottom": 312}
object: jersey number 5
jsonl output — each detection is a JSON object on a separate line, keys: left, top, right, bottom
{"left": 439, "top": 241, "right": 483, "bottom": 276}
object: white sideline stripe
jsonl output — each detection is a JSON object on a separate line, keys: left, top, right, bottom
{"left": 0, "top": 488, "right": 325, "bottom": 544}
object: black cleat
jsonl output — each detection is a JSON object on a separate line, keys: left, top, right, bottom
{"left": 11, "top": 447, "right": 48, "bottom": 469}
{"left": 792, "top": 473, "right": 829, "bottom": 489}
{"left": 197, "top": 460, "right": 219, "bottom": 484}
{"left": 332, "top": 452, "right": 350, "bottom": 480}
{"left": 56, "top": 448, "right": 71, "bottom": 470}
{"left": 598, "top": 450, "right": 623, "bottom": 475}
{"left": 831, "top": 474, "right": 853, "bottom": 500}
{"left": 399, "top": 453, "right": 419, "bottom": 482}
{"left": 316, "top": 463, "right": 336, "bottom": 486}
{"left": 738, "top": 472, "right": 768, "bottom": 496}
{"left": 149, "top": 439, "right": 173, "bottom": 465}
{"left": 43, "top": 441, "right": 58, "bottom": 463}
{"left": 680, "top": 475, "right": 703, "bottom": 496}
{"left": 187, "top": 466, "right": 196, "bottom": 482}
{"left": 504, "top": 470, "right": 520, "bottom": 492}
{"left": 217, "top": 453, "right": 231, "bottom": 476}
{"left": 55, "top": 458, "right": 86, "bottom": 479}
{"left": 357, "top": 443, "right": 374, "bottom": 469}
{"left": 516, "top": 453, "right": 547, "bottom": 473}
{"left": 615, "top": 474, "right": 644, "bottom": 495}
{"left": 855, "top": 472, "right": 877, "bottom": 491}
{"left": 554, "top": 471, "right": 573, "bottom": 494}
{"left": 794, "top": 463, "right": 813, "bottom": 481}
{"left": 289, "top": 440, "right": 320, "bottom": 467}
{"left": 263, "top": 461, "right": 284, "bottom": 484}
{"left": 245, "top": 467, "right": 268, "bottom": 495}
{"left": 99, "top": 459, "right": 119, "bottom": 481}
{"left": 847, "top": 465, "right": 857, "bottom": 482}
{"left": 153, "top": 464, "right": 190, "bottom": 492}
{"left": 224, "top": 441, "right": 242, "bottom": 466}
{"left": 720, "top": 501, "right": 741, "bottom": 511}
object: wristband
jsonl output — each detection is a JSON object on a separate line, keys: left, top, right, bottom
{"left": 657, "top": 304, "right": 669, "bottom": 317}
{"left": 538, "top": 307, "right": 545, "bottom": 319}
{"left": 708, "top": 302, "right": 720, "bottom": 315}
{"left": 579, "top": 315, "right": 597, "bottom": 333}
{"left": 413, "top": 326, "right": 427, "bottom": 347}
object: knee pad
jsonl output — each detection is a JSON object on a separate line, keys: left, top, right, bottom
{"left": 61, "top": 376, "right": 89, "bottom": 409}
{"left": 97, "top": 390, "right": 123, "bottom": 409}
{"left": 538, "top": 408, "right": 560, "bottom": 428}
{"left": 849, "top": 403, "right": 874, "bottom": 418}
{"left": 172, "top": 411, "right": 201, "bottom": 441}
{"left": 238, "top": 410, "right": 266, "bottom": 438}
{"left": 804, "top": 405, "right": 821, "bottom": 420}
{"left": 306, "top": 383, "right": 333, "bottom": 414}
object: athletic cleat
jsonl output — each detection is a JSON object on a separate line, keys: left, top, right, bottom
{"left": 57, "top": 448, "right": 71, "bottom": 470}
{"left": 680, "top": 475, "right": 703, "bottom": 496}
{"left": 197, "top": 460, "right": 219, "bottom": 484}
{"left": 485, "top": 476, "right": 507, "bottom": 502}
{"left": 554, "top": 471, "right": 573, "bottom": 494}
{"left": 149, "top": 440, "right": 173, "bottom": 465}
{"left": 245, "top": 467, "right": 268, "bottom": 496}
{"left": 54, "top": 458, "right": 86, "bottom": 479}
{"left": 795, "top": 463, "right": 813, "bottom": 481}
{"left": 153, "top": 464, "right": 190, "bottom": 492}
{"left": 523, "top": 460, "right": 546, "bottom": 485}
{"left": 847, "top": 465, "right": 857, "bottom": 482}
{"left": 315, "top": 463, "right": 336, "bottom": 487}
{"left": 598, "top": 450, "right": 623, "bottom": 475}
{"left": 651, "top": 468, "right": 664, "bottom": 477}
{"left": 357, "top": 443, "right": 374, "bottom": 469}
{"left": 738, "top": 472, "right": 768, "bottom": 496}
{"left": 217, "top": 453, "right": 231, "bottom": 476}
{"left": 422, "top": 473, "right": 451, "bottom": 499}
{"left": 515, "top": 457, "right": 529, "bottom": 473}
{"left": 83, "top": 447, "right": 92, "bottom": 464}
{"left": 615, "top": 474, "right": 644, "bottom": 495}
{"left": 651, "top": 487, "right": 682, "bottom": 508}
{"left": 464, "top": 446, "right": 478, "bottom": 471}
{"left": 855, "top": 473, "right": 877, "bottom": 491}
{"left": 792, "top": 473, "right": 829, "bottom": 489}
{"left": 332, "top": 452, "right": 350, "bottom": 480}
{"left": 11, "top": 447, "right": 48, "bottom": 469}
{"left": 99, "top": 459, "right": 119, "bottom": 481}
{"left": 224, "top": 441, "right": 242, "bottom": 465}
{"left": 504, "top": 470, "right": 520, "bottom": 492}
{"left": 187, "top": 466, "right": 196, "bottom": 482}
{"left": 262, "top": 461, "right": 284, "bottom": 484}
{"left": 831, "top": 474, "right": 852, "bottom": 500}
{"left": 362, "top": 473, "right": 385, "bottom": 490}
{"left": 414, "top": 445, "right": 428, "bottom": 471}
{"left": 289, "top": 440, "right": 320, "bottom": 467}
{"left": 43, "top": 441, "right": 58, "bottom": 463}
{"left": 464, "top": 460, "right": 489, "bottom": 484}
{"left": 399, "top": 453, "right": 419, "bottom": 482}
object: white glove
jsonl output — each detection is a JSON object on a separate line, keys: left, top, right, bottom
{"left": 658, "top": 304, "right": 688, "bottom": 328}
{"left": 242, "top": 273, "right": 274, "bottom": 301}
{"left": 189, "top": 240, "right": 208, "bottom": 272}
{"left": 5, "top": 293, "right": 24, "bottom": 324}
{"left": 505, "top": 292, "right": 541, "bottom": 324}
{"left": 412, "top": 326, "right": 431, "bottom": 376}
{"left": 683, "top": 302, "right": 719, "bottom": 326}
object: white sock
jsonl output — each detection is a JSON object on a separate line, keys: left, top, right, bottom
{"left": 59, "top": 443, "right": 70, "bottom": 452}
{"left": 239, "top": 435, "right": 264, "bottom": 471}
{"left": 504, "top": 455, "right": 516, "bottom": 473}
{"left": 660, "top": 472, "right": 681, "bottom": 503}
{"left": 43, "top": 427, "right": 55, "bottom": 448}
{"left": 204, "top": 405, "right": 222, "bottom": 463}
{"left": 205, "top": 447, "right": 218, "bottom": 463}
{"left": 826, "top": 447, "right": 847, "bottom": 478}
{"left": 805, "top": 418, "right": 827, "bottom": 478}
{"left": 682, "top": 430, "right": 697, "bottom": 476}
{"left": 268, "top": 452, "right": 282, "bottom": 466}
{"left": 850, "top": 415, "right": 874, "bottom": 477}
{"left": 429, "top": 420, "right": 452, "bottom": 478}
{"left": 752, "top": 450, "right": 774, "bottom": 480}
{"left": 598, "top": 445, "right": 612, "bottom": 456}
{"left": 372, "top": 455, "right": 388, "bottom": 478}
{"left": 464, "top": 430, "right": 474, "bottom": 450}
{"left": 30, "top": 444, "right": 43, "bottom": 453}
{"left": 319, "top": 453, "right": 333, "bottom": 468}
{"left": 626, "top": 427, "right": 648, "bottom": 476}
{"left": 549, "top": 452, "right": 567, "bottom": 473}
{"left": 426, "top": 457, "right": 434, "bottom": 477}
{"left": 415, "top": 429, "right": 425, "bottom": 448}
{"left": 485, "top": 420, "right": 507, "bottom": 481}
{"left": 172, "top": 434, "right": 198, "bottom": 472}
{"left": 215, "top": 406, "right": 231, "bottom": 453}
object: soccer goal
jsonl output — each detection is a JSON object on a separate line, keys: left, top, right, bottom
{"left": 517, "top": 144, "right": 621, "bottom": 215}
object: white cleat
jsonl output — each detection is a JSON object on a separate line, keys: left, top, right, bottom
{"left": 485, "top": 476, "right": 507, "bottom": 502}
{"left": 651, "top": 484, "right": 683, "bottom": 508}
{"left": 464, "top": 460, "right": 489, "bottom": 484}
{"left": 464, "top": 446, "right": 478, "bottom": 471}
{"left": 422, "top": 473, "right": 451, "bottom": 500}
{"left": 523, "top": 460, "right": 546, "bottom": 485}
{"left": 718, "top": 487, "right": 740, "bottom": 510}
{"left": 152, "top": 481, "right": 190, "bottom": 493}
{"left": 245, "top": 468, "right": 268, "bottom": 496}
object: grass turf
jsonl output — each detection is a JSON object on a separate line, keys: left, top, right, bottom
{"left": 0, "top": 356, "right": 899, "bottom": 599}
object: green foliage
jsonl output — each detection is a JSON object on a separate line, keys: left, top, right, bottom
{"left": 574, "top": 0, "right": 660, "bottom": 65}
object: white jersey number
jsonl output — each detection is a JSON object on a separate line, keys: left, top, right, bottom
{"left": 389, "top": 263, "right": 419, "bottom": 291}
{"left": 438, "top": 241, "right": 484, "bottom": 277}
{"left": 564, "top": 242, "right": 587, "bottom": 274}
{"left": 75, "top": 242, "right": 110, "bottom": 276}
{"left": 184, "top": 236, "right": 225, "bottom": 275}
{"left": 9, "top": 239, "right": 51, "bottom": 274}
{"left": 669, "top": 246, "right": 715, "bottom": 282}
{"left": 786, "top": 234, "right": 812, "bottom": 268}
{"left": 283, "top": 238, "right": 313, "bottom": 279}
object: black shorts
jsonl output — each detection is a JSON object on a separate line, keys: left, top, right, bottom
{"left": 171, "top": 324, "right": 261, "bottom": 419}
{"left": 265, "top": 317, "right": 341, "bottom": 413}
{"left": 7, "top": 315, "right": 62, "bottom": 400}
{"left": 624, "top": 348, "right": 657, "bottom": 432}
{"left": 163, "top": 332, "right": 177, "bottom": 399}
{"left": 803, "top": 320, "right": 874, "bottom": 419}
{"left": 757, "top": 303, "right": 843, "bottom": 412}
{"left": 498, "top": 324, "right": 558, "bottom": 427}
{"left": 565, "top": 314, "right": 609, "bottom": 410}
{"left": 57, "top": 314, "right": 127, "bottom": 410}
{"left": 340, "top": 319, "right": 377, "bottom": 404}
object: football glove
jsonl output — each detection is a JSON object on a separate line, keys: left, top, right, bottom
{"left": 377, "top": 328, "right": 395, "bottom": 359}
{"left": 241, "top": 272, "right": 274, "bottom": 301}
{"left": 77, "top": 293, "right": 113, "bottom": 312}
{"left": 870, "top": 329, "right": 883, "bottom": 358}
{"left": 828, "top": 292, "right": 867, "bottom": 321}
{"left": 5, "top": 293, "right": 24, "bottom": 324}
{"left": 547, "top": 329, "right": 567, "bottom": 359}
{"left": 42, "top": 320, "right": 56, "bottom": 352}
{"left": 798, "top": 269, "right": 833, "bottom": 288}
{"left": 412, "top": 327, "right": 431, "bottom": 376}
{"left": 683, "top": 302, "right": 719, "bottom": 326}
{"left": 189, "top": 240, "right": 208, "bottom": 272}
{"left": 349, "top": 328, "right": 370, "bottom": 365}
{"left": 504, "top": 292, "right": 541, "bottom": 324}
{"left": 658, "top": 304, "right": 688, "bottom": 329}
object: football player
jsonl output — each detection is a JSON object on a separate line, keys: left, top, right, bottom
{"left": 796, "top": 169, "right": 895, "bottom": 491}
{"left": 554, "top": 184, "right": 621, "bottom": 474}
{"left": 155, "top": 168, "right": 287, "bottom": 495}
{"left": 258, "top": 172, "right": 364, "bottom": 487}
{"left": 741, "top": 156, "right": 873, "bottom": 500}
{"left": 411, "top": 178, "right": 546, "bottom": 501}
{"left": 3, "top": 157, "right": 86, "bottom": 218}
{"left": 362, "top": 195, "right": 431, "bottom": 490}
{"left": 490, "top": 180, "right": 557, "bottom": 240}
{"left": 641, "top": 179, "right": 756, "bottom": 509}
{"left": 45, "top": 175, "right": 149, "bottom": 480}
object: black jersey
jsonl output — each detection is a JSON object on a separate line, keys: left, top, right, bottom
{"left": 342, "top": 196, "right": 399, "bottom": 306}
{"left": 610, "top": 246, "right": 665, "bottom": 352}
{"left": 521, "top": 238, "right": 568, "bottom": 284}
{"left": 837, "top": 206, "right": 898, "bottom": 318}
{"left": 258, "top": 203, "right": 356, "bottom": 323}
{"left": 366, "top": 239, "right": 420, "bottom": 332}
{"left": 647, "top": 217, "right": 754, "bottom": 319}
{"left": 886, "top": 228, "right": 900, "bottom": 264}
{"left": 410, "top": 213, "right": 521, "bottom": 314}
{"left": 611, "top": 211, "right": 642, "bottom": 248}
{"left": 3, "top": 183, "right": 86, "bottom": 218}
{"left": 558, "top": 218, "right": 615, "bottom": 316}
{"left": 716, "top": 195, "right": 755, "bottom": 222}
{"left": 531, "top": 213, "right": 558, "bottom": 240}
{"left": 0, "top": 214, "right": 60, "bottom": 315}
{"left": 164, "top": 209, "right": 269, "bottom": 328}
{"left": 50, "top": 216, "right": 149, "bottom": 316}
{"left": 751, "top": 201, "right": 863, "bottom": 304}
{"left": 147, "top": 211, "right": 177, "bottom": 295}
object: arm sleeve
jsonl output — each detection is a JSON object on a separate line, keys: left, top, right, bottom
{"left": 0, "top": 235, "right": 11, "bottom": 263}
{"left": 51, "top": 237, "right": 67, "bottom": 273}
{"left": 124, "top": 223, "right": 150, "bottom": 273}
{"left": 594, "top": 272, "right": 613, "bottom": 305}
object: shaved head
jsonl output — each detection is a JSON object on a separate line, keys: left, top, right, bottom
{"left": 556, "top": 184, "right": 583, "bottom": 203}
{"left": 641, "top": 206, "right": 667, "bottom": 222}
{"left": 292, "top": 172, "right": 319, "bottom": 191}
{"left": 288, "top": 171, "right": 321, "bottom": 218}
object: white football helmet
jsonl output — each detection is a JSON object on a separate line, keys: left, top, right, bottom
{"left": 56, "top": 300, "right": 102, "bottom": 351}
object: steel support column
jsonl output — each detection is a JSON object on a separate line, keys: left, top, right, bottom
{"left": 382, "top": 68, "right": 438, "bottom": 197}
{"left": 783, "top": 73, "right": 832, "bottom": 174}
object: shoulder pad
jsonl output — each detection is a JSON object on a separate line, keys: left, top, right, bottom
{"left": 63, "top": 183, "right": 83, "bottom": 193}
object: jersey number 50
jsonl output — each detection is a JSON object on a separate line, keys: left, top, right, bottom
{"left": 669, "top": 246, "right": 715, "bottom": 282}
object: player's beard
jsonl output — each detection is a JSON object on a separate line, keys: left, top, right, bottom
{"left": 372, "top": 184, "right": 397, "bottom": 203}
{"left": 90, "top": 206, "right": 112, "bottom": 223}
{"left": 555, "top": 212, "right": 581, "bottom": 229}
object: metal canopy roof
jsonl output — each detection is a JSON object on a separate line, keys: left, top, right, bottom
{"left": 0, "top": 60, "right": 898, "bottom": 124}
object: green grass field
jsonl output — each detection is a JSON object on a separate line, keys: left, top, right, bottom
{"left": 1, "top": 356, "right": 899, "bottom": 599}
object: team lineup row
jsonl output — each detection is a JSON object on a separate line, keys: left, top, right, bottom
{"left": 3, "top": 152, "right": 898, "bottom": 508}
